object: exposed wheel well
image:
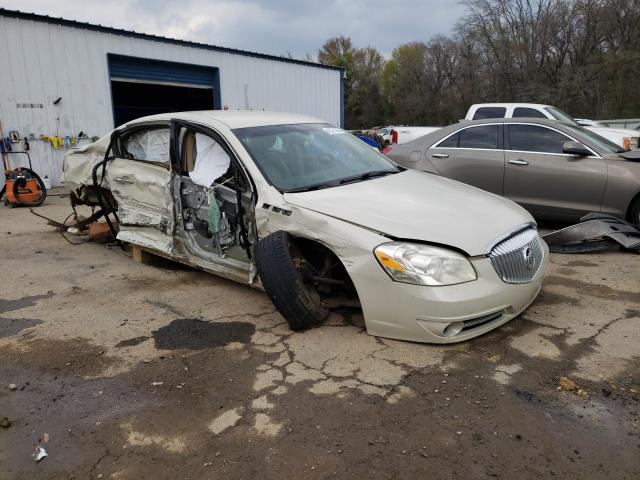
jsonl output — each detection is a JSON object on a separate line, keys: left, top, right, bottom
{"left": 289, "top": 236, "right": 361, "bottom": 308}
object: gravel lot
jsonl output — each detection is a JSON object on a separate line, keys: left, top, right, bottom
{"left": 1, "top": 192, "right": 639, "bottom": 479}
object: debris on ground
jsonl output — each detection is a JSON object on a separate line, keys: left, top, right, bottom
{"left": 150, "top": 381, "right": 164, "bottom": 386}
{"left": 0, "top": 417, "right": 11, "bottom": 428}
{"left": 558, "top": 376, "right": 588, "bottom": 396}
{"left": 543, "top": 213, "right": 640, "bottom": 253}
{"left": 559, "top": 376, "right": 578, "bottom": 391}
{"left": 33, "top": 446, "right": 48, "bottom": 463}
{"left": 8, "top": 383, "right": 17, "bottom": 391}
{"left": 88, "top": 222, "right": 116, "bottom": 243}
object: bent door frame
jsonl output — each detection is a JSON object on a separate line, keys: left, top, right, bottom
{"left": 169, "top": 119, "right": 259, "bottom": 282}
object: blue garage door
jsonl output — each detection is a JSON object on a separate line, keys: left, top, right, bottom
{"left": 108, "top": 54, "right": 217, "bottom": 89}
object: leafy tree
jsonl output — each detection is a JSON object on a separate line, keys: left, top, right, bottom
{"left": 318, "top": 37, "right": 386, "bottom": 129}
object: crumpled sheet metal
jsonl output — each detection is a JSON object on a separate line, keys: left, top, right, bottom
{"left": 117, "top": 228, "right": 173, "bottom": 253}
{"left": 542, "top": 213, "right": 640, "bottom": 253}
{"left": 106, "top": 158, "right": 175, "bottom": 254}
{"left": 61, "top": 134, "right": 110, "bottom": 189}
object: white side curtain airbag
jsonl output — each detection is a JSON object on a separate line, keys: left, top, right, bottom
{"left": 190, "top": 133, "right": 231, "bottom": 187}
{"left": 124, "top": 129, "right": 170, "bottom": 164}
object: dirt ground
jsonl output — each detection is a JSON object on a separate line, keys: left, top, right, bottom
{"left": 1, "top": 191, "right": 639, "bottom": 479}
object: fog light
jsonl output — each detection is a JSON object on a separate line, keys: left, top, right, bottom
{"left": 443, "top": 321, "right": 464, "bottom": 338}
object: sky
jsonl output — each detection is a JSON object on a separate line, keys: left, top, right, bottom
{"left": 0, "top": 0, "right": 467, "bottom": 59}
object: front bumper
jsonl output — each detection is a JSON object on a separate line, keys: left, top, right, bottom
{"left": 351, "top": 242, "right": 549, "bottom": 344}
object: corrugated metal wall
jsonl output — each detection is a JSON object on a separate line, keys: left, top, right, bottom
{"left": 0, "top": 14, "right": 342, "bottom": 187}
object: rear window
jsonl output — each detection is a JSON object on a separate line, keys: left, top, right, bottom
{"left": 437, "top": 132, "right": 459, "bottom": 148}
{"left": 458, "top": 125, "right": 500, "bottom": 149}
{"left": 473, "top": 107, "right": 506, "bottom": 120}
{"left": 513, "top": 107, "right": 547, "bottom": 118}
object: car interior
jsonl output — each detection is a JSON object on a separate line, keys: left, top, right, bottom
{"left": 175, "top": 127, "right": 255, "bottom": 266}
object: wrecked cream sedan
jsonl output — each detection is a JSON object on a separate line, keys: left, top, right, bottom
{"left": 62, "top": 111, "right": 548, "bottom": 344}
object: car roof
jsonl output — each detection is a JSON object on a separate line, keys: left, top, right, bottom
{"left": 399, "top": 117, "right": 577, "bottom": 148}
{"left": 460, "top": 117, "right": 571, "bottom": 128}
{"left": 123, "top": 110, "right": 326, "bottom": 129}
{"left": 471, "top": 103, "right": 552, "bottom": 109}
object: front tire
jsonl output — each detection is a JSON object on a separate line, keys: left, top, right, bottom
{"left": 255, "top": 231, "right": 329, "bottom": 331}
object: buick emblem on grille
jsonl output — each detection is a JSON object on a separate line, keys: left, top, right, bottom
{"left": 524, "top": 247, "right": 535, "bottom": 270}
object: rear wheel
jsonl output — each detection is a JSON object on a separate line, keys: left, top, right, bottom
{"left": 255, "top": 231, "right": 329, "bottom": 331}
{"left": 629, "top": 197, "right": 640, "bottom": 226}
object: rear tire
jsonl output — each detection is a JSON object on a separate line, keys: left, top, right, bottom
{"left": 255, "top": 231, "right": 329, "bottom": 331}
{"left": 629, "top": 198, "right": 640, "bottom": 226}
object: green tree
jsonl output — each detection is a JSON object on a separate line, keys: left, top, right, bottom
{"left": 318, "top": 37, "right": 386, "bottom": 129}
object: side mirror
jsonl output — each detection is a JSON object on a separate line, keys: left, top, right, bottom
{"left": 562, "top": 141, "right": 591, "bottom": 157}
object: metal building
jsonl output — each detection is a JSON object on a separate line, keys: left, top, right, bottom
{"left": 0, "top": 9, "right": 344, "bottom": 186}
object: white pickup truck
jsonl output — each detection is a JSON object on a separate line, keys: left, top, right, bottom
{"left": 466, "top": 103, "right": 639, "bottom": 150}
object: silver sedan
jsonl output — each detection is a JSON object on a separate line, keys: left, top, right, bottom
{"left": 386, "top": 118, "right": 640, "bottom": 225}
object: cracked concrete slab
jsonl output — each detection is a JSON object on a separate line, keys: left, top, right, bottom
{"left": 253, "top": 413, "right": 283, "bottom": 437}
{"left": 492, "top": 364, "right": 523, "bottom": 385}
{"left": 284, "top": 361, "right": 326, "bottom": 385}
{"left": 123, "top": 424, "right": 187, "bottom": 453}
{"left": 510, "top": 326, "right": 564, "bottom": 359}
{"left": 253, "top": 368, "right": 283, "bottom": 391}
{"left": 208, "top": 408, "right": 244, "bottom": 435}
{"left": 1, "top": 196, "right": 639, "bottom": 479}
{"left": 251, "top": 395, "right": 275, "bottom": 410}
{"left": 574, "top": 316, "right": 640, "bottom": 382}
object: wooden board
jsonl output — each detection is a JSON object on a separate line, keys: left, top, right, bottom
{"left": 131, "top": 244, "right": 154, "bottom": 264}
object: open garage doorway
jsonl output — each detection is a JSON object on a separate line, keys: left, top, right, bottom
{"left": 111, "top": 81, "right": 214, "bottom": 126}
{"left": 108, "top": 54, "right": 220, "bottom": 127}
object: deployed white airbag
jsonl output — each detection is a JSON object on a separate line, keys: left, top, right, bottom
{"left": 190, "top": 133, "right": 231, "bottom": 187}
{"left": 124, "top": 129, "right": 170, "bottom": 164}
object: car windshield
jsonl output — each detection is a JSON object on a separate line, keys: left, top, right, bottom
{"left": 544, "top": 107, "right": 579, "bottom": 126}
{"left": 564, "top": 125, "right": 624, "bottom": 154}
{"left": 233, "top": 123, "right": 399, "bottom": 192}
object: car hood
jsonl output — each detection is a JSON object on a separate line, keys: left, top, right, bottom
{"left": 587, "top": 126, "right": 639, "bottom": 136}
{"left": 283, "top": 170, "right": 533, "bottom": 256}
{"left": 618, "top": 149, "right": 640, "bottom": 161}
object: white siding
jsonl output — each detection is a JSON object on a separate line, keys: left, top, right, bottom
{"left": 0, "top": 15, "right": 341, "bottom": 187}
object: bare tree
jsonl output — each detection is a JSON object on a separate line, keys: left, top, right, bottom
{"left": 319, "top": 0, "right": 640, "bottom": 127}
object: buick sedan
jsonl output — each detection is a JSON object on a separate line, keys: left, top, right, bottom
{"left": 62, "top": 111, "right": 548, "bottom": 343}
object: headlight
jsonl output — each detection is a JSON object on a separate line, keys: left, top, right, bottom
{"left": 374, "top": 242, "right": 477, "bottom": 286}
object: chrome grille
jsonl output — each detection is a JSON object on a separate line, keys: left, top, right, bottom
{"left": 489, "top": 228, "right": 544, "bottom": 284}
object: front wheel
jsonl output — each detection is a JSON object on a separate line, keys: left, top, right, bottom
{"left": 255, "top": 231, "right": 329, "bottom": 331}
